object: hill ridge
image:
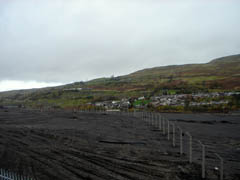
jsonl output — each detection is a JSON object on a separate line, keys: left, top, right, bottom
{"left": 0, "top": 54, "right": 240, "bottom": 107}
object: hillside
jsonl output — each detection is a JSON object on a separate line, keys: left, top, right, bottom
{"left": 0, "top": 54, "right": 240, "bottom": 108}
{"left": 85, "top": 54, "right": 240, "bottom": 92}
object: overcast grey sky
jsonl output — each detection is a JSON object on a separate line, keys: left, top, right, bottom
{"left": 0, "top": 0, "right": 240, "bottom": 91}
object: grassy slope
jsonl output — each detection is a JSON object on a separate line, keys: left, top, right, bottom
{"left": 0, "top": 54, "right": 240, "bottom": 107}
{"left": 86, "top": 54, "right": 240, "bottom": 91}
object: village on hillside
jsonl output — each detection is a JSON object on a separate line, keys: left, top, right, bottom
{"left": 92, "top": 92, "right": 240, "bottom": 112}
{"left": 1, "top": 91, "right": 240, "bottom": 113}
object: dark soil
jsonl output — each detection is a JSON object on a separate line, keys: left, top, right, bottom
{"left": 0, "top": 109, "right": 239, "bottom": 180}
{"left": 164, "top": 113, "right": 240, "bottom": 180}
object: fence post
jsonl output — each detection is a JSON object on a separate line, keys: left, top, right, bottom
{"left": 149, "top": 112, "right": 151, "bottom": 125}
{"left": 198, "top": 140, "right": 206, "bottom": 179}
{"left": 172, "top": 123, "right": 175, "bottom": 147}
{"left": 10, "top": 170, "right": 13, "bottom": 179}
{"left": 159, "top": 114, "right": 162, "bottom": 130}
{"left": 155, "top": 113, "right": 158, "bottom": 127}
{"left": 215, "top": 153, "right": 224, "bottom": 180}
{"left": 167, "top": 120, "right": 170, "bottom": 140}
{"left": 147, "top": 112, "right": 149, "bottom": 125}
{"left": 145, "top": 112, "right": 147, "bottom": 122}
{"left": 152, "top": 113, "right": 154, "bottom": 127}
{"left": 150, "top": 112, "right": 152, "bottom": 125}
{"left": 153, "top": 113, "right": 155, "bottom": 127}
{"left": 148, "top": 112, "right": 150, "bottom": 124}
{"left": 146, "top": 112, "right": 150, "bottom": 125}
{"left": 155, "top": 113, "right": 157, "bottom": 128}
{"left": 186, "top": 132, "right": 192, "bottom": 163}
{"left": 162, "top": 118, "right": 165, "bottom": 135}
{"left": 177, "top": 127, "right": 183, "bottom": 155}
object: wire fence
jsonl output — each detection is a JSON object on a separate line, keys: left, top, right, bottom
{"left": 1, "top": 108, "right": 226, "bottom": 180}
{"left": 0, "top": 168, "right": 34, "bottom": 180}
{"left": 139, "top": 111, "right": 224, "bottom": 180}
{"left": 98, "top": 109, "right": 225, "bottom": 180}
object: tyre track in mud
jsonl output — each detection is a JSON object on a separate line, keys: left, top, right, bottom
{"left": 0, "top": 109, "right": 203, "bottom": 180}
{"left": 0, "top": 129, "right": 194, "bottom": 180}
{"left": 62, "top": 149, "right": 166, "bottom": 180}
{"left": 29, "top": 146, "right": 171, "bottom": 180}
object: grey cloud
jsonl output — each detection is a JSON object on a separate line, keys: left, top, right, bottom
{"left": 0, "top": 0, "right": 240, "bottom": 83}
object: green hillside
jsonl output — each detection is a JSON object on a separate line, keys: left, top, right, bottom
{"left": 85, "top": 54, "right": 240, "bottom": 91}
{"left": 0, "top": 54, "right": 240, "bottom": 108}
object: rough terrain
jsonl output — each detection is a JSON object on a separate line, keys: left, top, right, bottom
{"left": 0, "top": 109, "right": 239, "bottom": 180}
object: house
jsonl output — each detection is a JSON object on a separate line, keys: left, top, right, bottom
{"left": 138, "top": 96, "right": 145, "bottom": 100}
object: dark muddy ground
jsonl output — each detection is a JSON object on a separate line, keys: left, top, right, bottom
{"left": 163, "top": 113, "right": 240, "bottom": 180}
{"left": 0, "top": 109, "right": 239, "bottom": 180}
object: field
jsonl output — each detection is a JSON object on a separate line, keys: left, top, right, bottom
{"left": 0, "top": 109, "right": 239, "bottom": 180}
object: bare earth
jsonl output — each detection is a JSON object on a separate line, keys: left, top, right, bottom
{"left": 0, "top": 109, "right": 239, "bottom": 180}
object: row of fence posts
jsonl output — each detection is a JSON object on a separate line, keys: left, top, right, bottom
{"left": 0, "top": 168, "right": 34, "bottom": 180}
{"left": 72, "top": 109, "right": 224, "bottom": 180}
{"left": 33, "top": 108, "right": 224, "bottom": 179}
{"left": 138, "top": 111, "right": 224, "bottom": 180}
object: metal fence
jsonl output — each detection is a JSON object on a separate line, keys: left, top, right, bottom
{"left": 0, "top": 169, "right": 34, "bottom": 180}
{"left": 17, "top": 108, "right": 225, "bottom": 179}
{"left": 85, "top": 109, "right": 225, "bottom": 179}
{"left": 140, "top": 111, "right": 224, "bottom": 180}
